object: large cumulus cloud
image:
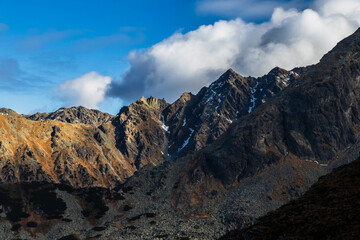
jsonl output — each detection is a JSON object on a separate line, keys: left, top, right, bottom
{"left": 107, "top": 0, "right": 360, "bottom": 103}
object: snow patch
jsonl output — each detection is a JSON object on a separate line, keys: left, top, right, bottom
{"left": 305, "top": 159, "right": 328, "bottom": 167}
{"left": 178, "top": 128, "right": 194, "bottom": 152}
{"left": 248, "top": 82, "right": 259, "bottom": 113}
{"left": 210, "top": 81, "right": 224, "bottom": 90}
{"left": 161, "top": 115, "right": 169, "bottom": 131}
{"left": 206, "top": 89, "right": 217, "bottom": 103}
{"left": 226, "top": 118, "right": 233, "bottom": 123}
{"left": 161, "top": 124, "right": 169, "bottom": 131}
{"left": 290, "top": 71, "right": 299, "bottom": 77}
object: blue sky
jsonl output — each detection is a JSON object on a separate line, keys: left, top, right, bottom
{"left": 0, "top": 0, "right": 359, "bottom": 114}
{"left": 0, "top": 0, "right": 209, "bottom": 113}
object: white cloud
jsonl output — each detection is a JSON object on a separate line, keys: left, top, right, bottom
{"left": 107, "top": 0, "right": 360, "bottom": 103}
{"left": 58, "top": 72, "right": 112, "bottom": 109}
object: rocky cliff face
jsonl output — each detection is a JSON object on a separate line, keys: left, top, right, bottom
{"left": 112, "top": 96, "right": 169, "bottom": 168}
{"left": 0, "top": 113, "right": 134, "bottom": 188}
{"left": 162, "top": 67, "right": 297, "bottom": 158}
{"left": 163, "top": 69, "right": 256, "bottom": 157}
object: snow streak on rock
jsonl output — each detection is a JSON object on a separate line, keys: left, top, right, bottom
{"left": 248, "top": 81, "right": 259, "bottom": 113}
{"left": 178, "top": 128, "right": 195, "bottom": 152}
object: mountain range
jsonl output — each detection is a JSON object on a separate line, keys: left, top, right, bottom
{"left": 0, "top": 28, "right": 359, "bottom": 239}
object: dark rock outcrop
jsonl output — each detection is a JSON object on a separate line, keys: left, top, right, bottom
{"left": 0, "top": 182, "right": 126, "bottom": 239}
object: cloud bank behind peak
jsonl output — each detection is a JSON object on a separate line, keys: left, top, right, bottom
{"left": 106, "top": 0, "right": 360, "bottom": 104}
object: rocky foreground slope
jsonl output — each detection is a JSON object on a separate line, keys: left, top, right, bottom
{"left": 0, "top": 155, "right": 357, "bottom": 240}
{"left": 220, "top": 155, "right": 360, "bottom": 240}
{"left": 0, "top": 28, "right": 360, "bottom": 239}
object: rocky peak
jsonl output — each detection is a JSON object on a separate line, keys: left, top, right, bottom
{"left": 268, "top": 66, "right": 288, "bottom": 76}
{"left": 27, "top": 112, "right": 48, "bottom": 121}
{"left": 162, "top": 92, "right": 194, "bottom": 124}
{"left": 320, "top": 27, "right": 360, "bottom": 65}
{"left": 218, "top": 68, "right": 243, "bottom": 81}
{"left": 27, "top": 106, "right": 113, "bottom": 126}
{"left": 162, "top": 69, "right": 256, "bottom": 158}
{"left": 178, "top": 92, "right": 193, "bottom": 102}
{"left": 137, "top": 96, "right": 168, "bottom": 111}
{"left": 248, "top": 66, "right": 301, "bottom": 111}
{"left": 209, "top": 68, "right": 247, "bottom": 90}
{"left": 0, "top": 108, "right": 19, "bottom": 117}
{"left": 123, "top": 96, "right": 169, "bottom": 121}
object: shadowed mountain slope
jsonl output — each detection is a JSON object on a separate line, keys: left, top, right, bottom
{"left": 220, "top": 155, "right": 360, "bottom": 240}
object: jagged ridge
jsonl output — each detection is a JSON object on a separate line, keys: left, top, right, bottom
{"left": 0, "top": 63, "right": 296, "bottom": 189}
